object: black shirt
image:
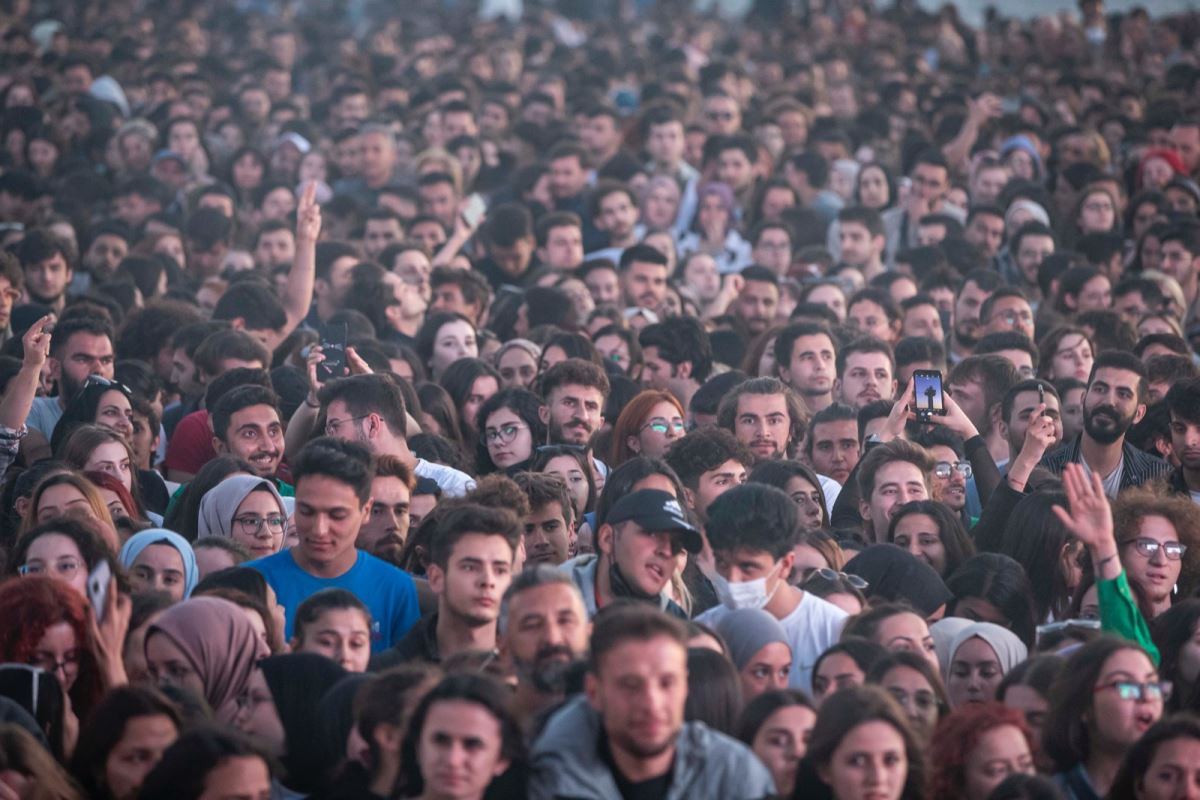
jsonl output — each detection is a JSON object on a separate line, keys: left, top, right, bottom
{"left": 599, "top": 731, "right": 674, "bottom": 800}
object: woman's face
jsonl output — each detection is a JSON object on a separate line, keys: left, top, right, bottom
{"left": 1136, "top": 735, "right": 1200, "bottom": 800}
{"left": 1061, "top": 386, "right": 1087, "bottom": 442}
{"left": 1121, "top": 515, "right": 1183, "bottom": 608}
{"left": 790, "top": 544, "right": 830, "bottom": 582}
{"left": 130, "top": 544, "right": 187, "bottom": 602}
{"left": 28, "top": 138, "right": 58, "bottom": 174}
{"left": 232, "top": 489, "right": 286, "bottom": 558}
{"left": 233, "top": 668, "right": 285, "bottom": 756}
{"left": 497, "top": 347, "right": 537, "bottom": 389}
{"left": 233, "top": 152, "right": 264, "bottom": 190}
{"left": 875, "top": 612, "right": 939, "bottom": 671}
{"left": 784, "top": 475, "right": 824, "bottom": 529}
{"left": 594, "top": 334, "right": 631, "bottom": 374}
{"left": 1141, "top": 157, "right": 1176, "bottom": 191}
{"left": 963, "top": 724, "right": 1035, "bottom": 800}
{"left": 484, "top": 407, "right": 534, "bottom": 469}
{"left": 740, "top": 641, "right": 792, "bottom": 700}
{"left": 168, "top": 123, "right": 199, "bottom": 160}
{"left": 682, "top": 253, "right": 721, "bottom": 303}
{"left": 23, "top": 533, "right": 88, "bottom": 597}
{"left": 105, "top": 713, "right": 178, "bottom": 800}
{"left": 859, "top": 166, "right": 890, "bottom": 209}
{"left": 756, "top": 336, "right": 777, "bottom": 379}
{"left": 86, "top": 440, "right": 134, "bottom": 491}
{"left": 751, "top": 704, "right": 815, "bottom": 798}
{"left": 1075, "top": 275, "right": 1112, "bottom": 312}
{"left": 1078, "top": 193, "right": 1116, "bottom": 235}
{"left": 891, "top": 513, "right": 947, "bottom": 575}
{"left": 880, "top": 665, "right": 940, "bottom": 744}
{"left": 948, "top": 636, "right": 1003, "bottom": 708}
{"left": 32, "top": 621, "right": 80, "bottom": 691}
{"left": 416, "top": 700, "right": 509, "bottom": 800}
{"left": 145, "top": 632, "right": 204, "bottom": 698}
{"left": 1006, "top": 150, "right": 1035, "bottom": 181}
{"left": 1179, "top": 619, "right": 1200, "bottom": 687}
{"left": 632, "top": 401, "right": 685, "bottom": 459}
{"left": 37, "top": 483, "right": 92, "bottom": 524}
{"left": 813, "top": 652, "right": 867, "bottom": 707}
{"left": 806, "top": 284, "right": 847, "bottom": 321}
{"left": 643, "top": 184, "right": 681, "bottom": 230}
{"left": 299, "top": 152, "right": 327, "bottom": 184}
{"left": 1002, "top": 684, "right": 1049, "bottom": 736}
{"left": 698, "top": 193, "right": 730, "bottom": 235}
{"left": 1050, "top": 334, "right": 1094, "bottom": 382}
{"left": 429, "top": 320, "right": 477, "bottom": 378}
{"left": 461, "top": 376, "right": 499, "bottom": 434}
{"left": 96, "top": 390, "right": 135, "bottom": 439}
{"left": 539, "top": 345, "right": 568, "bottom": 374}
{"left": 1091, "top": 648, "right": 1163, "bottom": 751}
{"left": 544, "top": 455, "right": 588, "bottom": 517}
{"left": 818, "top": 720, "right": 908, "bottom": 800}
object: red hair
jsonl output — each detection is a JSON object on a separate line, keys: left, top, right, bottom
{"left": 608, "top": 390, "right": 686, "bottom": 467}
{"left": 0, "top": 576, "right": 105, "bottom": 717}
{"left": 927, "top": 702, "right": 1036, "bottom": 800}
{"left": 83, "top": 470, "right": 138, "bottom": 520}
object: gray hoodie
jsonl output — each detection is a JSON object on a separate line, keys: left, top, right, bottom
{"left": 560, "top": 554, "right": 686, "bottom": 619}
{"left": 528, "top": 695, "right": 775, "bottom": 800}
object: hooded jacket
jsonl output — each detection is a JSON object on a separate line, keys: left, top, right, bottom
{"left": 560, "top": 554, "right": 687, "bottom": 619}
{"left": 528, "top": 695, "right": 775, "bottom": 800}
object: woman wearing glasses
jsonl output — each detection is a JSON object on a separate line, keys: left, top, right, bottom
{"left": 473, "top": 388, "right": 546, "bottom": 475}
{"left": 197, "top": 475, "right": 289, "bottom": 559}
{"left": 8, "top": 516, "right": 117, "bottom": 600}
{"left": 1112, "top": 487, "right": 1200, "bottom": 621}
{"left": 607, "top": 390, "right": 686, "bottom": 467}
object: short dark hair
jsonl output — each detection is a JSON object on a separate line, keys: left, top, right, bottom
{"left": 638, "top": 317, "right": 713, "bottom": 384}
{"left": 484, "top": 203, "right": 533, "bottom": 247}
{"left": 837, "top": 206, "right": 885, "bottom": 238}
{"left": 804, "top": 402, "right": 858, "bottom": 459}
{"left": 540, "top": 357, "right": 610, "bottom": 399}
{"left": 1167, "top": 376, "right": 1200, "bottom": 426}
{"left": 202, "top": 367, "right": 272, "bottom": 413}
{"left": 210, "top": 385, "right": 280, "bottom": 443}
{"left": 138, "top": 727, "right": 269, "bottom": 800}
{"left": 318, "top": 374, "right": 408, "bottom": 439}
{"left": 46, "top": 315, "right": 113, "bottom": 358}
{"left": 212, "top": 281, "right": 287, "bottom": 333}
{"left": 856, "top": 439, "right": 934, "bottom": 500}
{"left": 978, "top": 287, "right": 1030, "bottom": 325}
{"left": 664, "top": 428, "right": 753, "bottom": 490}
{"left": 589, "top": 603, "right": 687, "bottom": 673}
{"left": 430, "top": 502, "right": 520, "bottom": 569}
{"left": 706, "top": 483, "right": 799, "bottom": 560}
{"left": 291, "top": 437, "right": 375, "bottom": 503}
{"left": 689, "top": 371, "right": 748, "bottom": 418}
{"left": 1001, "top": 378, "right": 1061, "bottom": 424}
{"left": 740, "top": 264, "right": 779, "bottom": 287}
{"left": 535, "top": 211, "right": 581, "bottom": 248}
{"left": 773, "top": 322, "right": 836, "bottom": 375}
{"left": 618, "top": 243, "right": 668, "bottom": 272}
{"left": 1089, "top": 349, "right": 1149, "bottom": 403}
{"left": 975, "top": 332, "right": 1039, "bottom": 369}
{"left": 430, "top": 266, "right": 490, "bottom": 308}
{"left": 894, "top": 336, "right": 945, "bottom": 371}
{"left": 14, "top": 228, "right": 71, "bottom": 270}
{"left": 848, "top": 287, "right": 900, "bottom": 323}
{"left": 513, "top": 471, "right": 574, "bottom": 524}
{"left": 836, "top": 336, "right": 895, "bottom": 377}
{"left": 192, "top": 330, "right": 270, "bottom": 378}
{"left": 948, "top": 355, "right": 1020, "bottom": 418}
{"left": 293, "top": 588, "right": 371, "bottom": 643}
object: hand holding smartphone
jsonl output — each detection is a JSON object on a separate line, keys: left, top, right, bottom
{"left": 912, "top": 370, "right": 947, "bottom": 421}
{"left": 88, "top": 561, "right": 111, "bottom": 623}
{"left": 316, "top": 323, "right": 349, "bottom": 383}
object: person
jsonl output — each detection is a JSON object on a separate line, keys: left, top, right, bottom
{"left": 774, "top": 321, "right": 838, "bottom": 414}
{"left": 207, "top": 384, "right": 289, "bottom": 488}
{"left": 684, "top": 646, "right": 744, "bottom": 735}
{"left": 993, "top": 493, "right": 1081, "bottom": 625}
{"left": 374, "top": 502, "right": 518, "bottom": 667}
{"left": 1111, "top": 486, "right": 1200, "bottom": 620}
{"left": 712, "top": 607, "right": 793, "bottom": 701}
{"left": 7, "top": 515, "right": 118, "bottom": 599}
{"left": 866, "top": 651, "right": 949, "bottom": 745}
{"left": 607, "top": 389, "right": 686, "bottom": 465}
{"left": 697, "top": 483, "right": 847, "bottom": 692}
{"left": 357, "top": 454, "right": 414, "bottom": 565}
{"left": 748, "top": 459, "right": 829, "bottom": 530}
{"left": 1107, "top": 714, "right": 1200, "bottom": 800}
{"left": 474, "top": 387, "right": 546, "bottom": 474}
{"left": 811, "top": 639, "right": 889, "bottom": 706}
{"left": 23, "top": 315, "right": 116, "bottom": 439}
{"left": 69, "top": 685, "right": 181, "bottom": 800}
{"left": 736, "top": 690, "right": 816, "bottom": 799}
{"left": 118, "top": 529, "right": 199, "bottom": 602}
{"left": 138, "top": 727, "right": 273, "bottom": 800}
{"left": 926, "top": 703, "right": 1037, "bottom": 800}
{"left": 944, "top": 555, "right": 1038, "bottom": 650}
{"left": 995, "top": 655, "right": 1065, "bottom": 742}
{"left": 717, "top": 377, "right": 807, "bottom": 462}
{"left": 196, "top": 475, "right": 288, "bottom": 559}
{"left": 833, "top": 337, "right": 897, "bottom": 411}
{"left": 247, "top": 438, "right": 420, "bottom": 650}
{"left": 664, "top": 426, "right": 753, "bottom": 524}
{"left": 539, "top": 357, "right": 609, "bottom": 451}
{"left": 886, "top": 500, "right": 974, "bottom": 578}
{"left": 855, "top": 439, "right": 934, "bottom": 544}
{"left": 289, "top": 588, "right": 373, "bottom": 672}
{"left": 513, "top": 472, "right": 577, "bottom": 566}
{"left": 528, "top": 603, "right": 774, "bottom": 799}
{"left": 1164, "top": 377, "right": 1200, "bottom": 500}
{"left": 0, "top": 723, "right": 82, "bottom": 800}
{"left": 805, "top": 403, "right": 861, "bottom": 486}
{"left": 945, "top": 621, "right": 1031, "bottom": 711}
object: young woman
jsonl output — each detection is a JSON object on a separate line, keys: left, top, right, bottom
{"left": 138, "top": 728, "right": 273, "bottom": 800}
{"left": 737, "top": 690, "right": 816, "bottom": 799}
{"left": 51, "top": 379, "right": 135, "bottom": 455}
{"left": 143, "top": 596, "right": 269, "bottom": 725}
{"left": 996, "top": 492, "right": 1083, "bottom": 623}
{"left": 8, "top": 517, "right": 116, "bottom": 599}
{"left": 70, "top": 686, "right": 181, "bottom": 800}
{"left": 21, "top": 472, "right": 117, "bottom": 539}
{"left": 196, "top": 475, "right": 289, "bottom": 559}
{"left": 119, "top": 529, "right": 199, "bottom": 602}
{"left": 676, "top": 182, "right": 752, "bottom": 274}
{"left": 608, "top": 390, "right": 686, "bottom": 466}
{"left": 927, "top": 703, "right": 1037, "bottom": 800}
{"left": 887, "top": 500, "right": 974, "bottom": 577}
{"left": 855, "top": 163, "right": 896, "bottom": 211}
{"left": 492, "top": 339, "right": 541, "bottom": 390}
{"left": 945, "top": 554, "right": 1039, "bottom": 649}
{"left": 529, "top": 446, "right": 596, "bottom": 521}
{"left": 439, "top": 357, "right": 501, "bottom": 442}
{"left": 1112, "top": 487, "right": 1200, "bottom": 620}
{"left": 946, "top": 622, "right": 1029, "bottom": 709}
{"left": 841, "top": 602, "right": 941, "bottom": 672}
{"left": 415, "top": 311, "right": 478, "bottom": 380}
{"left": 812, "top": 639, "right": 889, "bottom": 707}
{"left": 0, "top": 723, "right": 81, "bottom": 800}
{"left": 1108, "top": 714, "right": 1200, "bottom": 800}
{"left": 684, "top": 647, "right": 743, "bottom": 736}
{"left": 346, "top": 664, "right": 442, "bottom": 799}
{"left": 474, "top": 388, "right": 546, "bottom": 475}
{"left": 995, "top": 654, "right": 1065, "bottom": 743}
{"left": 1054, "top": 267, "right": 1112, "bottom": 317}
{"left": 748, "top": 460, "right": 829, "bottom": 530}
{"left": 85, "top": 470, "right": 143, "bottom": 525}
{"left": 712, "top": 607, "right": 792, "bottom": 701}
{"left": 1037, "top": 326, "right": 1095, "bottom": 383}
{"left": 802, "top": 570, "right": 868, "bottom": 616}
{"left": 1152, "top": 600, "right": 1200, "bottom": 711}
{"left": 866, "top": 651, "right": 949, "bottom": 746}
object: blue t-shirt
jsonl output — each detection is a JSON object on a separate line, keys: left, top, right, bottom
{"left": 247, "top": 549, "right": 420, "bottom": 652}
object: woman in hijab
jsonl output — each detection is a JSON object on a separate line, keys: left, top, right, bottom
{"left": 713, "top": 608, "right": 793, "bottom": 702}
{"left": 945, "top": 622, "right": 1029, "bottom": 709}
{"left": 844, "top": 544, "right": 953, "bottom": 619}
{"left": 143, "top": 597, "right": 268, "bottom": 725}
{"left": 119, "top": 529, "right": 199, "bottom": 602}
{"left": 677, "top": 182, "right": 752, "bottom": 274}
{"left": 197, "top": 476, "right": 288, "bottom": 560}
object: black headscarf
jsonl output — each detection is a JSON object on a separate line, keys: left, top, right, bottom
{"left": 260, "top": 654, "right": 347, "bottom": 794}
{"left": 844, "top": 544, "right": 953, "bottom": 617}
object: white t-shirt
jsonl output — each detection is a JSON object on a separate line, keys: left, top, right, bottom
{"left": 414, "top": 458, "right": 476, "bottom": 498}
{"left": 816, "top": 474, "right": 841, "bottom": 511}
{"left": 698, "top": 591, "right": 847, "bottom": 693}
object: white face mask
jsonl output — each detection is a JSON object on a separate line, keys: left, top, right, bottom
{"left": 712, "top": 561, "right": 783, "bottom": 610}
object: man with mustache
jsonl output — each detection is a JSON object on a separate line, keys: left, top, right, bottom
{"left": 356, "top": 455, "right": 413, "bottom": 567}
{"left": 210, "top": 384, "right": 290, "bottom": 492}
{"left": 948, "top": 269, "right": 1002, "bottom": 365}
{"left": 717, "top": 377, "right": 807, "bottom": 463}
{"left": 499, "top": 565, "right": 591, "bottom": 730}
{"left": 539, "top": 360, "right": 609, "bottom": 482}
{"left": 618, "top": 243, "right": 669, "bottom": 314}
{"left": 1041, "top": 351, "right": 1170, "bottom": 497}
{"left": 1165, "top": 378, "right": 1200, "bottom": 501}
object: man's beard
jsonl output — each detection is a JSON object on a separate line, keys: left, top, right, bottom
{"left": 550, "top": 417, "right": 592, "bottom": 445}
{"left": 514, "top": 646, "right": 577, "bottom": 694}
{"left": 1083, "top": 404, "right": 1133, "bottom": 445}
{"left": 59, "top": 370, "right": 85, "bottom": 403}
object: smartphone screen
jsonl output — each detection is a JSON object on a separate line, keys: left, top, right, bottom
{"left": 913, "top": 370, "right": 946, "bottom": 417}
{"left": 317, "top": 323, "right": 349, "bottom": 383}
{"left": 88, "top": 561, "right": 111, "bottom": 623}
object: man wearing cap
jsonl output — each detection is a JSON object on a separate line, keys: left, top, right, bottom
{"left": 560, "top": 488, "right": 702, "bottom": 620}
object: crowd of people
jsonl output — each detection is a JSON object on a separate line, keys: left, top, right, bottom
{"left": 5, "top": 0, "right": 1200, "bottom": 798}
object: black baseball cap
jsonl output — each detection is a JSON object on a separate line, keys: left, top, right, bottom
{"left": 606, "top": 489, "right": 703, "bottom": 554}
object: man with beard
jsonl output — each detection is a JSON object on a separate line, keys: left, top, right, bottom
{"left": 210, "top": 385, "right": 290, "bottom": 491}
{"left": 499, "top": 566, "right": 591, "bottom": 731}
{"left": 25, "top": 315, "right": 116, "bottom": 438}
{"left": 15, "top": 229, "right": 74, "bottom": 314}
{"left": 618, "top": 244, "right": 669, "bottom": 314}
{"left": 356, "top": 455, "right": 414, "bottom": 566}
{"left": 539, "top": 359, "right": 608, "bottom": 458}
{"left": 514, "top": 472, "right": 576, "bottom": 566}
{"left": 639, "top": 317, "right": 713, "bottom": 413}
{"left": 1166, "top": 378, "right": 1200, "bottom": 501}
{"left": 717, "top": 377, "right": 806, "bottom": 462}
{"left": 1041, "top": 351, "right": 1169, "bottom": 496}
{"left": 948, "top": 269, "right": 1002, "bottom": 365}
{"left": 733, "top": 266, "right": 781, "bottom": 337}
{"left": 833, "top": 337, "right": 897, "bottom": 411}
{"left": 374, "top": 502, "right": 519, "bottom": 668}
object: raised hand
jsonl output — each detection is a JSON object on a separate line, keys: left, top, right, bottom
{"left": 879, "top": 379, "right": 914, "bottom": 443}
{"left": 1020, "top": 403, "right": 1058, "bottom": 458}
{"left": 22, "top": 314, "right": 52, "bottom": 370}
{"left": 926, "top": 389, "right": 979, "bottom": 439}
{"left": 296, "top": 181, "right": 322, "bottom": 245}
{"left": 1051, "top": 462, "right": 1116, "bottom": 554}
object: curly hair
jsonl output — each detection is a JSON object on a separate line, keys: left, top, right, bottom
{"left": 1112, "top": 485, "right": 1200, "bottom": 598}
{"left": 927, "top": 702, "right": 1036, "bottom": 800}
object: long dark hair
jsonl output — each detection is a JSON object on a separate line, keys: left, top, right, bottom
{"left": 529, "top": 446, "right": 597, "bottom": 517}
{"left": 886, "top": 500, "right": 975, "bottom": 578}
{"left": 473, "top": 388, "right": 546, "bottom": 475}
{"left": 438, "top": 357, "right": 501, "bottom": 437}
{"left": 994, "top": 493, "right": 1076, "bottom": 623}
{"left": 50, "top": 379, "right": 133, "bottom": 456}
{"left": 161, "top": 456, "right": 257, "bottom": 541}
{"left": 1108, "top": 714, "right": 1200, "bottom": 799}
{"left": 748, "top": 459, "right": 830, "bottom": 529}
{"left": 139, "top": 727, "right": 270, "bottom": 800}
{"left": 945, "top": 554, "right": 1038, "bottom": 648}
{"left": 70, "top": 686, "right": 180, "bottom": 799}
{"left": 1153, "top": 599, "right": 1200, "bottom": 711}
{"left": 684, "top": 647, "right": 743, "bottom": 736}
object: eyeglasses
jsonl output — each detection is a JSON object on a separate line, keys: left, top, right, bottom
{"left": 641, "top": 417, "right": 685, "bottom": 435}
{"left": 1094, "top": 680, "right": 1171, "bottom": 702}
{"left": 1125, "top": 537, "right": 1187, "bottom": 561}
{"left": 325, "top": 415, "right": 368, "bottom": 436}
{"left": 18, "top": 557, "right": 83, "bottom": 578}
{"left": 706, "top": 110, "right": 735, "bottom": 121}
{"left": 234, "top": 515, "right": 287, "bottom": 538}
{"left": 934, "top": 460, "right": 973, "bottom": 479}
{"left": 801, "top": 567, "right": 869, "bottom": 590}
{"left": 28, "top": 650, "right": 80, "bottom": 677}
{"left": 482, "top": 423, "right": 527, "bottom": 445}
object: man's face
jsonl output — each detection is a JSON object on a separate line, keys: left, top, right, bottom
{"left": 83, "top": 234, "right": 128, "bottom": 278}
{"left": 171, "top": 347, "right": 203, "bottom": 396}
{"left": 911, "top": 163, "right": 949, "bottom": 204}
{"left": 1158, "top": 240, "right": 1196, "bottom": 288}
{"left": 848, "top": 300, "right": 896, "bottom": 343}
{"left": 717, "top": 148, "right": 755, "bottom": 192}
{"left": 541, "top": 225, "right": 583, "bottom": 271}
{"left": 442, "top": 111, "right": 477, "bottom": 140}
{"left": 692, "top": 459, "right": 747, "bottom": 519}
{"left": 1113, "top": 290, "right": 1151, "bottom": 323}
{"left": 359, "top": 132, "right": 396, "bottom": 185}
{"left": 603, "top": 521, "right": 681, "bottom": 596}
{"left": 1171, "top": 124, "right": 1200, "bottom": 173}
{"left": 1003, "top": 389, "right": 1063, "bottom": 455}
{"left": 587, "top": 635, "right": 686, "bottom": 763}
{"left": 1015, "top": 235, "right": 1055, "bottom": 286}
{"left": 971, "top": 167, "right": 1009, "bottom": 206}
{"left": 640, "top": 346, "right": 679, "bottom": 393}
{"left": 953, "top": 280, "right": 994, "bottom": 345}
{"left": 860, "top": 460, "right": 929, "bottom": 542}
{"left": 1170, "top": 411, "right": 1200, "bottom": 472}
{"left": 703, "top": 96, "right": 741, "bottom": 135}
{"left": 966, "top": 213, "right": 1004, "bottom": 259}
{"left": 1083, "top": 367, "right": 1144, "bottom": 445}
{"left": 753, "top": 229, "right": 791, "bottom": 275}
{"left": 597, "top": 192, "right": 638, "bottom": 241}
{"left": 544, "top": 384, "right": 605, "bottom": 445}
{"left": 294, "top": 475, "right": 369, "bottom": 569}
{"left": 646, "top": 121, "right": 685, "bottom": 165}
{"left": 735, "top": 280, "right": 779, "bottom": 335}
{"left": 418, "top": 181, "right": 458, "bottom": 228}
{"left": 808, "top": 419, "right": 861, "bottom": 485}
{"left": 55, "top": 333, "right": 115, "bottom": 399}
{"left": 217, "top": 404, "right": 283, "bottom": 478}
{"left": 948, "top": 378, "right": 989, "bottom": 432}
{"left": 581, "top": 115, "right": 619, "bottom": 159}
{"left": 901, "top": 303, "right": 944, "bottom": 341}
{"left": 358, "top": 475, "right": 410, "bottom": 564}
{"left": 838, "top": 222, "right": 882, "bottom": 268}
{"left": 584, "top": 267, "right": 620, "bottom": 305}
{"left": 504, "top": 582, "right": 589, "bottom": 695}
{"left": 733, "top": 392, "right": 792, "bottom": 460}
{"left": 524, "top": 502, "right": 574, "bottom": 566}
{"left": 549, "top": 156, "right": 587, "bottom": 200}
{"left": 430, "top": 282, "right": 476, "bottom": 322}
{"left": 430, "top": 533, "right": 513, "bottom": 627}
{"left": 253, "top": 230, "right": 295, "bottom": 269}
{"left": 364, "top": 219, "right": 404, "bottom": 258}
{"left": 25, "top": 253, "right": 72, "bottom": 305}
{"left": 622, "top": 261, "right": 668, "bottom": 311}
{"left": 489, "top": 237, "right": 534, "bottom": 278}
{"left": 0, "top": 276, "right": 20, "bottom": 330}
{"left": 782, "top": 333, "right": 835, "bottom": 398}
{"left": 115, "top": 193, "right": 159, "bottom": 228}
{"left": 983, "top": 295, "right": 1035, "bottom": 341}
{"left": 835, "top": 351, "right": 895, "bottom": 409}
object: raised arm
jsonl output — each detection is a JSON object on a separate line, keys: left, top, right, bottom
{"left": 279, "top": 182, "right": 320, "bottom": 338}
{"left": 0, "top": 315, "right": 51, "bottom": 431}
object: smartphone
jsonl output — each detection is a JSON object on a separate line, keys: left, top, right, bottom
{"left": 316, "top": 323, "right": 348, "bottom": 383}
{"left": 1038, "top": 382, "right": 1046, "bottom": 407}
{"left": 461, "top": 194, "right": 487, "bottom": 228}
{"left": 912, "top": 370, "right": 947, "bottom": 420}
{"left": 87, "top": 561, "right": 111, "bottom": 623}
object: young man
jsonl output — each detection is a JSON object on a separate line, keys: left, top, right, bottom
{"left": 290, "top": 588, "right": 373, "bottom": 672}
{"left": 900, "top": 294, "right": 945, "bottom": 342}
{"left": 15, "top": 229, "right": 73, "bottom": 313}
{"left": 514, "top": 472, "right": 576, "bottom": 566}
{"left": 847, "top": 287, "right": 901, "bottom": 344}
{"left": 638, "top": 316, "right": 713, "bottom": 412}
{"left": 539, "top": 359, "right": 609, "bottom": 448}
{"left": 947, "top": 354, "right": 1020, "bottom": 466}
{"left": 696, "top": 483, "right": 847, "bottom": 691}
{"left": 975, "top": 331, "right": 1038, "bottom": 379}
{"left": 210, "top": 385, "right": 287, "bottom": 486}
{"left": 774, "top": 321, "right": 837, "bottom": 413}
{"left": 618, "top": 243, "right": 669, "bottom": 313}
{"left": 1166, "top": 377, "right": 1200, "bottom": 501}
{"left": 536, "top": 212, "right": 585, "bottom": 273}
{"left": 429, "top": 266, "right": 490, "bottom": 326}
{"left": 247, "top": 437, "right": 420, "bottom": 651}
{"left": 836, "top": 206, "right": 887, "bottom": 281}
{"left": 833, "top": 337, "right": 897, "bottom": 411}
{"left": 980, "top": 287, "right": 1036, "bottom": 342}
{"left": 717, "top": 377, "right": 806, "bottom": 462}
{"left": 856, "top": 439, "right": 935, "bottom": 543}
{"left": 499, "top": 565, "right": 591, "bottom": 729}
{"left": 375, "top": 502, "right": 520, "bottom": 667}
{"left": 356, "top": 454, "right": 414, "bottom": 566}
{"left": 588, "top": 181, "right": 642, "bottom": 262}
{"left": 733, "top": 265, "right": 781, "bottom": 337}
{"left": 949, "top": 269, "right": 1003, "bottom": 364}
{"left": 805, "top": 403, "right": 861, "bottom": 486}
{"left": 24, "top": 315, "right": 115, "bottom": 438}
{"left": 561, "top": 488, "right": 702, "bottom": 619}
{"left": 529, "top": 604, "right": 772, "bottom": 798}
{"left": 1041, "top": 351, "right": 1170, "bottom": 496}
{"left": 664, "top": 427, "right": 753, "bottom": 523}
